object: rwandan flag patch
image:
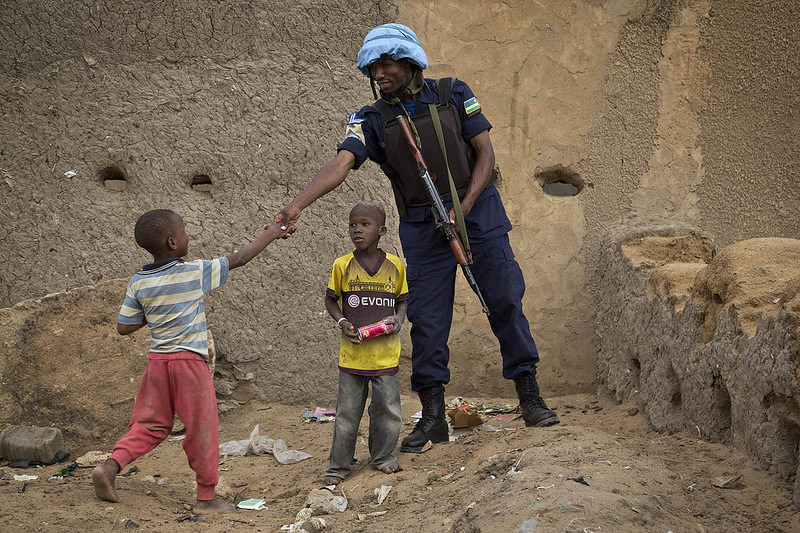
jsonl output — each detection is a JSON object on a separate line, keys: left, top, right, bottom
{"left": 464, "top": 97, "right": 481, "bottom": 116}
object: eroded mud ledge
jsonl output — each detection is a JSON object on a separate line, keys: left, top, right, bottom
{"left": 596, "top": 223, "right": 800, "bottom": 506}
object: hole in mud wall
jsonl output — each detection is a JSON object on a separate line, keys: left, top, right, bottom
{"left": 629, "top": 358, "right": 641, "bottom": 389}
{"left": 191, "top": 174, "right": 213, "bottom": 194}
{"left": 99, "top": 166, "right": 127, "bottom": 191}
{"left": 765, "top": 393, "right": 800, "bottom": 479}
{"left": 666, "top": 364, "right": 682, "bottom": 410}
{"left": 535, "top": 165, "right": 584, "bottom": 197}
{"left": 712, "top": 380, "right": 732, "bottom": 440}
{"left": 670, "top": 389, "right": 682, "bottom": 408}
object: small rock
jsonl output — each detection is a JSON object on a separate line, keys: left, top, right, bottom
{"left": 476, "top": 453, "right": 517, "bottom": 480}
{"left": 305, "top": 488, "right": 347, "bottom": 514}
{"left": 711, "top": 475, "right": 741, "bottom": 489}
{"left": 293, "top": 508, "right": 327, "bottom": 532}
{"left": 76, "top": 451, "right": 110, "bottom": 468}
{"left": 627, "top": 407, "right": 639, "bottom": 416}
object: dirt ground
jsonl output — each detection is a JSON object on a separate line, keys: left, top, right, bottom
{"left": 1, "top": 392, "right": 798, "bottom": 533}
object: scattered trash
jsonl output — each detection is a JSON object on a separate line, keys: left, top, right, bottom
{"left": 537, "top": 484, "right": 554, "bottom": 490}
{"left": 219, "top": 425, "right": 312, "bottom": 464}
{"left": 711, "top": 475, "right": 742, "bottom": 489}
{"left": 302, "top": 407, "right": 336, "bottom": 423}
{"left": 567, "top": 475, "right": 590, "bottom": 486}
{"left": 449, "top": 427, "right": 471, "bottom": 441}
{"left": 597, "top": 460, "right": 613, "bottom": 465}
{"left": 142, "top": 475, "right": 168, "bottom": 485}
{"left": 445, "top": 399, "right": 517, "bottom": 430}
{"left": 419, "top": 440, "right": 433, "bottom": 453}
{"left": 519, "top": 515, "right": 539, "bottom": 532}
{"left": 374, "top": 485, "right": 392, "bottom": 505}
{"left": 64, "top": 170, "right": 78, "bottom": 179}
{"left": 51, "top": 462, "right": 77, "bottom": 478}
{"left": 13, "top": 474, "right": 38, "bottom": 482}
{"left": 237, "top": 498, "right": 267, "bottom": 510}
{"left": 120, "top": 466, "right": 139, "bottom": 477}
{"left": 448, "top": 408, "right": 484, "bottom": 429}
{"left": 358, "top": 510, "right": 388, "bottom": 520}
{"left": 485, "top": 413, "right": 522, "bottom": 424}
{"left": 123, "top": 519, "right": 140, "bottom": 528}
{"left": 305, "top": 488, "right": 348, "bottom": 514}
{"left": 427, "top": 468, "right": 447, "bottom": 484}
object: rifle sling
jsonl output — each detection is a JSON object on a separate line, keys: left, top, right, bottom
{"left": 427, "top": 85, "right": 470, "bottom": 259}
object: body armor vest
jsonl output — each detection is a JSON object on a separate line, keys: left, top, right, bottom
{"left": 372, "top": 78, "right": 483, "bottom": 218}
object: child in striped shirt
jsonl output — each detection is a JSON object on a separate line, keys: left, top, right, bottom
{"left": 92, "top": 209, "right": 286, "bottom": 514}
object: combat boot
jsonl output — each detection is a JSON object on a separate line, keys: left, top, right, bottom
{"left": 514, "top": 372, "right": 560, "bottom": 427}
{"left": 400, "top": 384, "right": 449, "bottom": 452}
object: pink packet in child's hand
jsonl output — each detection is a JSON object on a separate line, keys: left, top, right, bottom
{"left": 357, "top": 319, "right": 394, "bottom": 340}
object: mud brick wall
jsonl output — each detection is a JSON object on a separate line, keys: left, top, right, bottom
{"left": 595, "top": 224, "right": 800, "bottom": 506}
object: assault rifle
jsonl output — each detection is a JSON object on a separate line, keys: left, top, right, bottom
{"left": 396, "top": 115, "right": 490, "bottom": 314}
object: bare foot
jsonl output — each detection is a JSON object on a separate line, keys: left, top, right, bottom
{"left": 379, "top": 462, "right": 403, "bottom": 474}
{"left": 194, "top": 499, "right": 237, "bottom": 514}
{"left": 92, "top": 459, "right": 120, "bottom": 502}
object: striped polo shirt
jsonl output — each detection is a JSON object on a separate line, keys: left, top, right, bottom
{"left": 118, "top": 257, "right": 229, "bottom": 360}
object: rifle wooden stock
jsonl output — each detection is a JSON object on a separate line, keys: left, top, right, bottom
{"left": 396, "top": 115, "right": 490, "bottom": 314}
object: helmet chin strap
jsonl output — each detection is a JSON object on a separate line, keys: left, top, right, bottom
{"left": 372, "top": 69, "right": 424, "bottom": 104}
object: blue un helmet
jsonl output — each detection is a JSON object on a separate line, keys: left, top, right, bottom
{"left": 356, "top": 23, "right": 429, "bottom": 77}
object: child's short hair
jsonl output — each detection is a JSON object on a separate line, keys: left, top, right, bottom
{"left": 134, "top": 209, "right": 179, "bottom": 254}
{"left": 351, "top": 202, "right": 386, "bottom": 225}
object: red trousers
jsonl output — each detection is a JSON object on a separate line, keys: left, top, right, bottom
{"left": 110, "top": 351, "right": 219, "bottom": 500}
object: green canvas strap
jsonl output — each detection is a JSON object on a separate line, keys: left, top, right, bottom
{"left": 428, "top": 100, "right": 471, "bottom": 259}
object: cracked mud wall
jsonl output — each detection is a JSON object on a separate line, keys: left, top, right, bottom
{"left": 1, "top": 1, "right": 798, "bottom": 404}
{"left": 596, "top": 227, "right": 800, "bottom": 505}
{"left": 402, "top": 0, "right": 799, "bottom": 396}
{"left": 0, "top": 1, "right": 400, "bottom": 405}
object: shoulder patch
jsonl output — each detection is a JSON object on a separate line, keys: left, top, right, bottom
{"left": 347, "top": 112, "right": 365, "bottom": 125}
{"left": 344, "top": 122, "right": 366, "bottom": 146}
{"left": 464, "top": 97, "right": 481, "bottom": 117}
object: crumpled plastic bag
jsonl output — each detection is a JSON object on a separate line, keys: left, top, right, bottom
{"left": 218, "top": 425, "right": 312, "bottom": 464}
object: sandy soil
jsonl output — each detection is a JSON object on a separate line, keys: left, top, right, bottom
{"left": 1, "top": 392, "right": 798, "bottom": 533}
